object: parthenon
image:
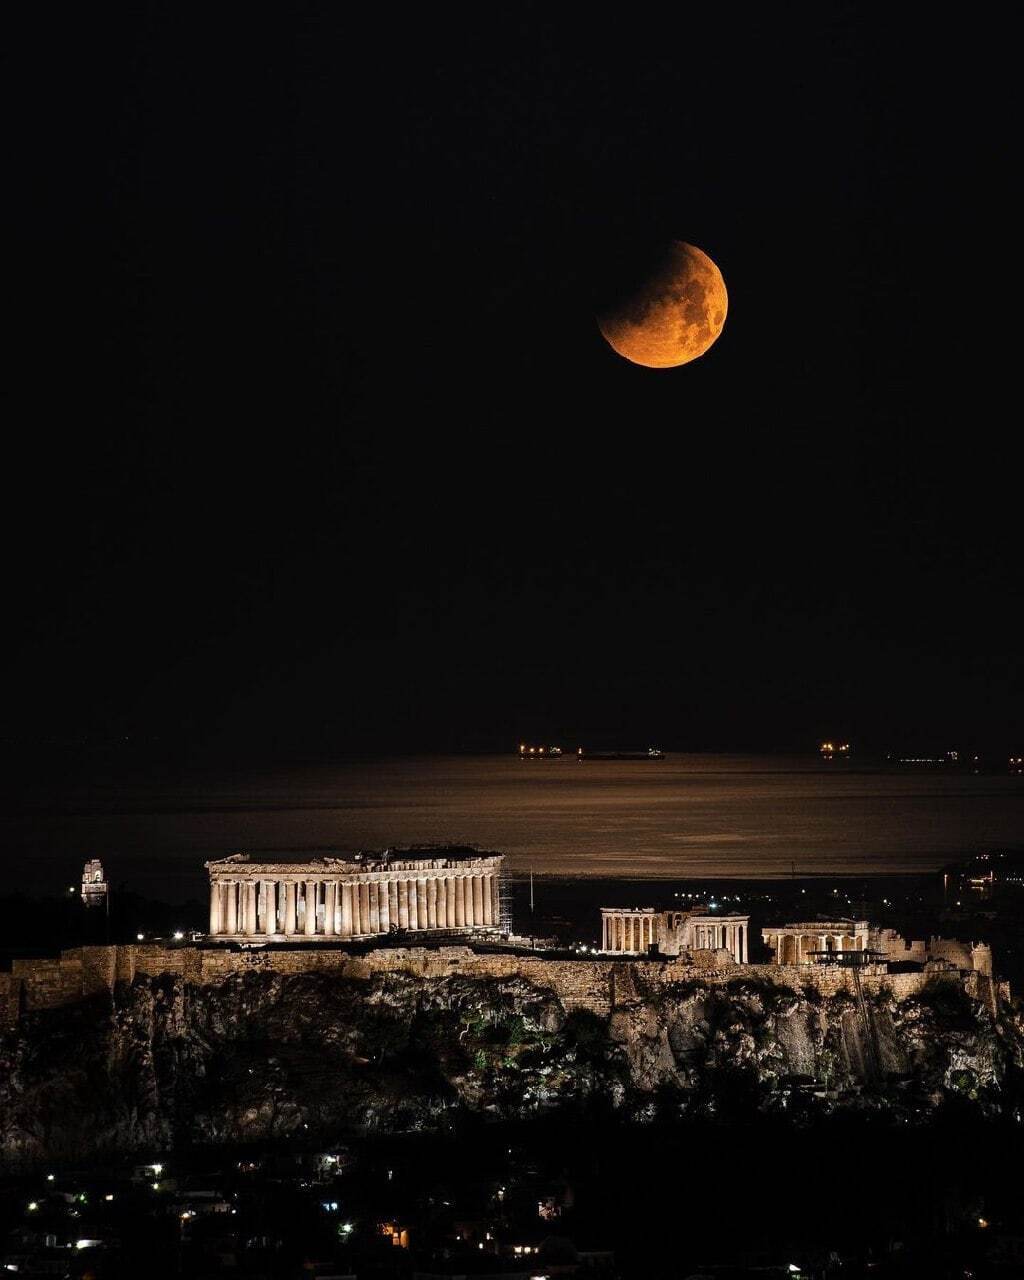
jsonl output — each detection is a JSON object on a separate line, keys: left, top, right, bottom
{"left": 205, "top": 850, "right": 503, "bottom": 940}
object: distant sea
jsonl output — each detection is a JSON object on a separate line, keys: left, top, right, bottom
{"left": 5, "top": 754, "right": 1024, "bottom": 903}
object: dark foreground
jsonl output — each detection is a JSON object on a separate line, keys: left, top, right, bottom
{"left": 2, "top": 1115, "right": 1022, "bottom": 1278}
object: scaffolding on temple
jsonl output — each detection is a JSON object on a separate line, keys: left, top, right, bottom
{"left": 497, "top": 870, "right": 515, "bottom": 933}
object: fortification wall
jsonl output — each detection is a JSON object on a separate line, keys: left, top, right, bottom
{"left": 0, "top": 942, "right": 998, "bottom": 1028}
{"left": 873, "top": 929, "right": 991, "bottom": 975}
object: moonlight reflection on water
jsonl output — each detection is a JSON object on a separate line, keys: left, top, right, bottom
{"left": 6, "top": 755, "right": 1023, "bottom": 901}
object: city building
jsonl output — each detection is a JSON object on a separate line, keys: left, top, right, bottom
{"left": 205, "top": 849, "right": 503, "bottom": 941}
{"left": 942, "top": 850, "right": 1024, "bottom": 901}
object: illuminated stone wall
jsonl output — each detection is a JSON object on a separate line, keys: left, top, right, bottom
{"left": 0, "top": 942, "right": 1005, "bottom": 1027}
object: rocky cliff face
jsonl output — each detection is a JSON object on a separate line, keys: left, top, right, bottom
{"left": 1, "top": 969, "right": 1021, "bottom": 1163}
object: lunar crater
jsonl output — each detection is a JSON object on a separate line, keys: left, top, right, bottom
{"left": 598, "top": 241, "right": 727, "bottom": 368}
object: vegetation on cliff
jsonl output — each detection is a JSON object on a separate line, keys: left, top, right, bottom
{"left": 0, "top": 968, "right": 1021, "bottom": 1163}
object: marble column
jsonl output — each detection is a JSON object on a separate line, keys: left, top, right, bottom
{"left": 284, "top": 882, "right": 297, "bottom": 935}
{"left": 455, "top": 878, "right": 466, "bottom": 927}
{"left": 324, "top": 882, "right": 336, "bottom": 936}
{"left": 244, "top": 881, "right": 257, "bottom": 934}
{"left": 225, "top": 882, "right": 238, "bottom": 934}
{"left": 370, "top": 881, "right": 381, "bottom": 933}
{"left": 398, "top": 879, "right": 410, "bottom": 929}
{"left": 471, "top": 876, "right": 482, "bottom": 925}
{"left": 482, "top": 875, "right": 493, "bottom": 925}
{"left": 742, "top": 925, "right": 748, "bottom": 964}
{"left": 427, "top": 878, "right": 438, "bottom": 929}
{"left": 436, "top": 877, "right": 447, "bottom": 928}
{"left": 209, "top": 883, "right": 221, "bottom": 935}
{"left": 339, "top": 882, "right": 353, "bottom": 937}
{"left": 303, "top": 881, "right": 317, "bottom": 936}
{"left": 388, "top": 880, "right": 398, "bottom": 931}
{"left": 379, "top": 880, "right": 391, "bottom": 933}
{"left": 416, "top": 879, "right": 427, "bottom": 929}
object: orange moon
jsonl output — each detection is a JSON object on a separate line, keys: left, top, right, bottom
{"left": 598, "top": 241, "right": 728, "bottom": 368}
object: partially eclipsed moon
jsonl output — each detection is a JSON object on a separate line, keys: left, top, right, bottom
{"left": 598, "top": 241, "right": 727, "bottom": 368}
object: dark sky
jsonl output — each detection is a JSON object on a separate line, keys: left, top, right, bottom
{"left": 7, "top": 4, "right": 1021, "bottom": 759}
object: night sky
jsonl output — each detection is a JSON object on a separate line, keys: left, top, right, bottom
{"left": 8, "top": 4, "right": 1021, "bottom": 760}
